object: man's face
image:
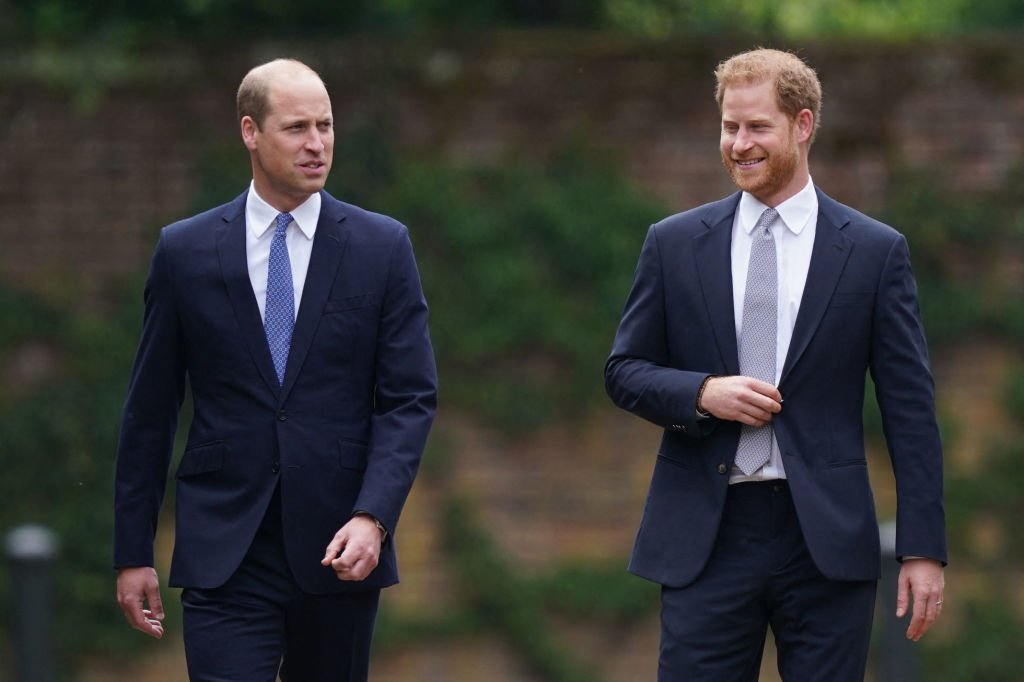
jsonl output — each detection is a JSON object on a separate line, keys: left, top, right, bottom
{"left": 242, "top": 74, "right": 334, "bottom": 212}
{"left": 719, "top": 79, "right": 809, "bottom": 206}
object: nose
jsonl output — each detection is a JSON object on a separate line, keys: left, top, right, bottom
{"left": 732, "top": 128, "right": 754, "bottom": 154}
{"left": 305, "top": 129, "right": 325, "bottom": 153}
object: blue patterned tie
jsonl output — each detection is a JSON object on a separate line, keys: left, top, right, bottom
{"left": 264, "top": 213, "right": 295, "bottom": 385}
{"left": 734, "top": 208, "right": 779, "bottom": 475}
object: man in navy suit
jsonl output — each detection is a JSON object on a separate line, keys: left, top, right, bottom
{"left": 114, "top": 58, "right": 437, "bottom": 681}
{"left": 606, "top": 48, "right": 946, "bottom": 680}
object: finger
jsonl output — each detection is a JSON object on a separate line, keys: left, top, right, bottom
{"left": 336, "top": 556, "right": 375, "bottom": 581}
{"left": 906, "top": 589, "right": 930, "bottom": 641}
{"left": 747, "top": 379, "right": 781, "bottom": 401}
{"left": 750, "top": 390, "right": 782, "bottom": 414}
{"left": 733, "top": 388, "right": 780, "bottom": 417}
{"left": 333, "top": 543, "right": 378, "bottom": 576}
{"left": 322, "top": 533, "right": 347, "bottom": 566}
{"left": 734, "top": 400, "right": 767, "bottom": 425}
{"left": 924, "top": 594, "right": 943, "bottom": 630}
{"left": 140, "top": 618, "right": 165, "bottom": 639}
{"left": 332, "top": 558, "right": 357, "bottom": 580}
{"left": 332, "top": 542, "right": 367, "bottom": 571}
{"left": 907, "top": 614, "right": 937, "bottom": 641}
{"left": 331, "top": 550, "right": 357, "bottom": 574}
{"left": 909, "top": 606, "right": 925, "bottom": 638}
{"left": 348, "top": 560, "right": 372, "bottom": 581}
{"left": 125, "top": 604, "right": 163, "bottom": 638}
{"left": 753, "top": 400, "right": 781, "bottom": 420}
{"left": 738, "top": 405, "right": 774, "bottom": 427}
{"left": 341, "top": 560, "right": 366, "bottom": 581}
{"left": 744, "top": 414, "right": 772, "bottom": 427}
{"left": 118, "top": 590, "right": 147, "bottom": 627}
{"left": 120, "top": 600, "right": 146, "bottom": 629}
{"left": 145, "top": 585, "right": 165, "bottom": 621}
{"left": 919, "top": 600, "right": 940, "bottom": 638}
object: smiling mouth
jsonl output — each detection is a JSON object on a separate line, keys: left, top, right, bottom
{"left": 735, "top": 158, "right": 765, "bottom": 167}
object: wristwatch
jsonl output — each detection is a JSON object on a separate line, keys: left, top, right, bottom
{"left": 371, "top": 517, "right": 388, "bottom": 542}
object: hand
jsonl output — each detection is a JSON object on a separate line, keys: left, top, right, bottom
{"left": 116, "top": 566, "right": 165, "bottom": 639}
{"left": 699, "top": 375, "right": 782, "bottom": 426}
{"left": 896, "top": 558, "right": 945, "bottom": 641}
{"left": 321, "top": 515, "right": 383, "bottom": 581}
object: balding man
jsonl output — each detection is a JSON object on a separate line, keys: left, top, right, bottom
{"left": 114, "top": 59, "right": 437, "bottom": 681}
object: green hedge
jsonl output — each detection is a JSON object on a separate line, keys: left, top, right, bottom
{"left": 882, "top": 167, "right": 1024, "bottom": 348}
{"left": 0, "top": 283, "right": 167, "bottom": 677}
{"left": 2, "top": 132, "right": 1023, "bottom": 677}
{"left": 6, "top": 0, "right": 1023, "bottom": 45}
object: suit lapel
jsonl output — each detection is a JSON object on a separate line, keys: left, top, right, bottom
{"left": 779, "top": 190, "right": 853, "bottom": 384}
{"left": 280, "top": 193, "right": 350, "bottom": 400}
{"left": 216, "top": 192, "right": 282, "bottom": 395}
{"left": 694, "top": 194, "right": 742, "bottom": 375}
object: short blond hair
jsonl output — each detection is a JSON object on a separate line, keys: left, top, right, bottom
{"left": 714, "top": 48, "right": 822, "bottom": 143}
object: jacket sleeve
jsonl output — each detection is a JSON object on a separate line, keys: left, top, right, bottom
{"left": 113, "top": 233, "right": 187, "bottom": 569}
{"left": 605, "top": 224, "right": 714, "bottom": 438}
{"left": 353, "top": 226, "right": 438, "bottom": 535}
{"left": 870, "top": 234, "right": 947, "bottom": 564}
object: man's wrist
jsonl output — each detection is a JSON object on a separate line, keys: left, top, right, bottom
{"left": 696, "top": 375, "right": 716, "bottom": 418}
{"left": 353, "top": 511, "right": 388, "bottom": 543}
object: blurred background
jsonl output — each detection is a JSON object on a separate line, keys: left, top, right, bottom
{"left": 1, "top": 0, "right": 1022, "bottom": 680}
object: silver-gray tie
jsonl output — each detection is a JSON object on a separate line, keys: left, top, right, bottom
{"left": 734, "top": 207, "right": 779, "bottom": 475}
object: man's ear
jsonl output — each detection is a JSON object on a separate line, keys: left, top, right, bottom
{"left": 795, "top": 109, "right": 814, "bottom": 144}
{"left": 240, "top": 116, "right": 258, "bottom": 150}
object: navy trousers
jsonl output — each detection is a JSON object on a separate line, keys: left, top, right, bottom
{"left": 181, "top": 488, "right": 380, "bottom": 682}
{"left": 659, "top": 481, "right": 876, "bottom": 682}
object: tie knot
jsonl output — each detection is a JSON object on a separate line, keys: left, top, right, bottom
{"left": 755, "top": 208, "right": 778, "bottom": 236}
{"left": 275, "top": 213, "right": 293, "bottom": 236}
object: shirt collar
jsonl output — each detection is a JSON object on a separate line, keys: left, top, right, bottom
{"left": 738, "top": 177, "right": 818, "bottom": 236}
{"left": 247, "top": 182, "right": 321, "bottom": 240}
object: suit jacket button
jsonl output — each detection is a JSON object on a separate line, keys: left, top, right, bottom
{"left": 272, "top": 462, "right": 280, "bottom": 474}
{"left": 277, "top": 410, "right": 288, "bottom": 421}
{"left": 717, "top": 463, "right": 728, "bottom": 475}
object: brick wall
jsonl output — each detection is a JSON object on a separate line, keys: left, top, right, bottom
{"left": 3, "top": 37, "right": 1022, "bottom": 299}
{"left": 7, "top": 35, "right": 1023, "bottom": 681}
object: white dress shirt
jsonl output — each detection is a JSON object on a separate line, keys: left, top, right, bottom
{"left": 245, "top": 183, "right": 320, "bottom": 321}
{"left": 729, "top": 178, "right": 818, "bottom": 483}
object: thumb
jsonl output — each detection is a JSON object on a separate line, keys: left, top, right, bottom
{"left": 895, "top": 570, "right": 910, "bottom": 618}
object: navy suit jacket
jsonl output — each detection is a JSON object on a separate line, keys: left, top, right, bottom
{"left": 605, "top": 188, "right": 946, "bottom": 588}
{"left": 114, "top": 190, "right": 437, "bottom": 594}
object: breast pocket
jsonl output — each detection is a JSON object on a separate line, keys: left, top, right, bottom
{"left": 324, "top": 294, "right": 379, "bottom": 314}
{"left": 318, "top": 296, "right": 380, "bottom": 358}
{"left": 821, "top": 292, "right": 874, "bottom": 341}
{"left": 830, "top": 292, "right": 874, "bottom": 308}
